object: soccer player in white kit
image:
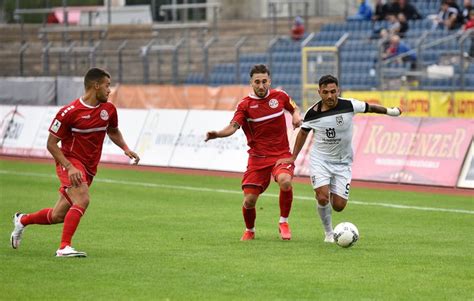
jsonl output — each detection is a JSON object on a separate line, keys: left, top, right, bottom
{"left": 276, "top": 75, "right": 402, "bottom": 242}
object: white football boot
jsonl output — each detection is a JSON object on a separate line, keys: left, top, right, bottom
{"left": 324, "top": 231, "right": 335, "bottom": 243}
{"left": 55, "top": 246, "right": 87, "bottom": 258}
{"left": 10, "top": 213, "right": 25, "bottom": 249}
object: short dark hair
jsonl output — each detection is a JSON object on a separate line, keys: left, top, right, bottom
{"left": 84, "top": 67, "right": 110, "bottom": 89}
{"left": 318, "top": 74, "right": 338, "bottom": 87}
{"left": 249, "top": 64, "right": 270, "bottom": 78}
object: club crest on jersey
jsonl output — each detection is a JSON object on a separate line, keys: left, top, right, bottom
{"left": 326, "top": 128, "right": 336, "bottom": 138}
{"left": 336, "top": 115, "right": 344, "bottom": 126}
{"left": 100, "top": 109, "right": 109, "bottom": 121}
{"left": 268, "top": 99, "right": 279, "bottom": 109}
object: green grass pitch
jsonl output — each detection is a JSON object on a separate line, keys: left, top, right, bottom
{"left": 0, "top": 159, "right": 473, "bottom": 300}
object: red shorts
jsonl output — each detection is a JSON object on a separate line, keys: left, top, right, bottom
{"left": 242, "top": 154, "right": 294, "bottom": 194}
{"left": 56, "top": 157, "right": 94, "bottom": 190}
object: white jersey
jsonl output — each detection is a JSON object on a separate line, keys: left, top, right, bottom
{"left": 301, "top": 97, "right": 368, "bottom": 165}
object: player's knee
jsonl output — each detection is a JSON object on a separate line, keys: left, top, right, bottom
{"left": 243, "top": 195, "right": 258, "bottom": 208}
{"left": 278, "top": 179, "right": 292, "bottom": 191}
{"left": 70, "top": 186, "right": 90, "bottom": 209}
{"left": 315, "top": 192, "right": 330, "bottom": 206}
{"left": 332, "top": 198, "right": 347, "bottom": 212}
{"left": 51, "top": 212, "right": 65, "bottom": 224}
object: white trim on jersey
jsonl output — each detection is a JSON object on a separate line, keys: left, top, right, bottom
{"left": 79, "top": 97, "right": 100, "bottom": 108}
{"left": 247, "top": 110, "right": 284, "bottom": 123}
{"left": 71, "top": 126, "right": 108, "bottom": 133}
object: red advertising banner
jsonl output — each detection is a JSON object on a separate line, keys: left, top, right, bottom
{"left": 353, "top": 117, "right": 474, "bottom": 186}
{"left": 401, "top": 118, "right": 474, "bottom": 186}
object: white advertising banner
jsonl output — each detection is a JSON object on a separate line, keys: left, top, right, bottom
{"left": 0, "top": 106, "right": 47, "bottom": 156}
{"left": 135, "top": 109, "right": 189, "bottom": 167}
{"left": 101, "top": 109, "right": 149, "bottom": 164}
{"left": 457, "top": 141, "right": 474, "bottom": 189}
{"left": 0, "top": 105, "right": 16, "bottom": 147}
{"left": 30, "top": 106, "right": 61, "bottom": 158}
{"left": 169, "top": 110, "right": 248, "bottom": 172}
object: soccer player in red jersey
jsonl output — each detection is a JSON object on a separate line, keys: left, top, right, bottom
{"left": 10, "top": 67, "right": 140, "bottom": 257}
{"left": 205, "top": 64, "right": 301, "bottom": 241}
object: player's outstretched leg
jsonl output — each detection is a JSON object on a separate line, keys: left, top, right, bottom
{"left": 10, "top": 213, "right": 25, "bottom": 249}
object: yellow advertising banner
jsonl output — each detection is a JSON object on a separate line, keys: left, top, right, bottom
{"left": 454, "top": 92, "right": 474, "bottom": 118}
{"left": 429, "top": 92, "right": 453, "bottom": 117}
{"left": 344, "top": 91, "right": 473, "bottom": 118}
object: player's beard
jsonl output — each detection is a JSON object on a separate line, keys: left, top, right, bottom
{"left": 325, "top": 96, "right": 337, "bottom": 108}
{"left": 97, "top": 91, "right": 108, "bottom": 103}
{"left": 254, "top": 87, "right": 267, "bottom": 98}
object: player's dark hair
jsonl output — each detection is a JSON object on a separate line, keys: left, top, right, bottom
{"left": 250, "top": 64, "right": 271, "bottom": 78}
{"left": 84, "top": 67, "right": 110, "bottom": 89}
{"left": 319, "top": 74, "right": 338, "bottom": 87}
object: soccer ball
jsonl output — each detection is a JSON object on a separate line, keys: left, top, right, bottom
{"left": 333, "top": 222, "right": 359, "bottom": 248}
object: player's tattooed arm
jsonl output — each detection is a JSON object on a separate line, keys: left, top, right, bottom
{"left": 205, "top": 121, "right": 240, "bottom": 141}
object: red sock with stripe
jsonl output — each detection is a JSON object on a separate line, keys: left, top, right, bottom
{"left": 60, "top": 205, "right": 86, "bottom": 249}
{"left": 20, "top": 208, "right": 53, "bottom": 226}
{"left": 279, "top": 188, "right": 293, "bottom": 218}
{"left": 242, "top": 206, "right": 256, "bottom": 230}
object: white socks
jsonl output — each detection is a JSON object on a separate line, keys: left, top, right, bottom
{"left": 317, "top": 203, "right": 333, "bottom": 234}
{"left": 279, "top": 216, "right": 288, "bottom": 223}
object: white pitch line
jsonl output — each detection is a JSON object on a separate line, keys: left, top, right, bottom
{"left": 0, "top": 169, "right": 473, "bottom": 215}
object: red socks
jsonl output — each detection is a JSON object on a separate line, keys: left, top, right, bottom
{"left": 279, "top": 188, "right": 293, "bottom": 218}
{"left": 20, "top": 208, "right": 53, "bottom": 225}
{"left": 242, "top": 206, "right": 256, "bottom": 230}
{"left": 60, "top": 205, "right": 86, "bottom": 249}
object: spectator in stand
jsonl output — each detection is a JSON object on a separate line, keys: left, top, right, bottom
{"left": 397, "top": 13, "right": 409, "bottom": 37}
{"left": 432, "top": 0, "right": 462, "bottom": 30}
{"left": 465, "top": 8, "right": 474, "bottom": 29}
{"left": 371, "top": 13, "right": 408, "bottom": 39}
{"left": 347, "top": 0, "right": 373, "bottom": 21}
{"left": 373, "top": 0, "right": 391, "bottom": 21}
{"left": 462, "top": 0, "right": 473, "bottom": 24}
{"left": 464, "top": 8, "right": 474, "bottom": 57}
{"left": 390, "top": 0, "right": 423, "bottom": 20}
{"left": 383, "top": 34, "right": 417, "bottom": 69}
{"left": 291, "top": 16, "right": 305, "bottom": 41}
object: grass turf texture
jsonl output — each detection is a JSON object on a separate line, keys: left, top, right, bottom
{"left": 0, "top": 159, "right": 473, "bottom": 300}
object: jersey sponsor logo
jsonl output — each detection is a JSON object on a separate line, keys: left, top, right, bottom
{"left": 336, "top": 115, "right": 344, "bottom": 126}
{"left": 81, "top": 115, "right": 91, "bottom": 119}
{"left": 268, "top": 99, "right": 279, "bottom": 109}
{"left": 100, "top": 109, "right": 109, "bottom": 121}
{"left": 50, "top": 119, "right": 61, "bottom": 133}
{"left": 326, "top": 128, "right": 336, "bottom": 138}
{"left": 250, "top": 104, "right": 259, "bottom": 109}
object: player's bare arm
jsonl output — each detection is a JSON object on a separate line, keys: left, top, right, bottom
{"left": 291, "top": 108, "right": 302, "bottom": 129}
{"left": 367, "top": 104, "right": 402, "bottom": 116}
{"left": 276, "top": 128, "right": 309, "bottom": 165}
{"left": 46, "top": 134, "right": 83, "bottom": 187}
{"left": 107, "top": 127, "right": 140, "bottom": 165}
{"left": 205, "top": 122, "right": 240, "bottom": 142}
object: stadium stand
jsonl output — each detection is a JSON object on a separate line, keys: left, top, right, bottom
{"left": 0, "top": 0, "right": 472, "bottom": 106}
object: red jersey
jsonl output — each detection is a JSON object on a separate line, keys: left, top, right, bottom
{"left": 49, "top": 98, "right": 118, "bottom": 176}
{"left": 232, "top": 89, "right": 296, "bottom": 157}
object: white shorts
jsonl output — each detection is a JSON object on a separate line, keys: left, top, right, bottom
{"left": 309, "top": 160, "right": 352, "bottom": 199}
